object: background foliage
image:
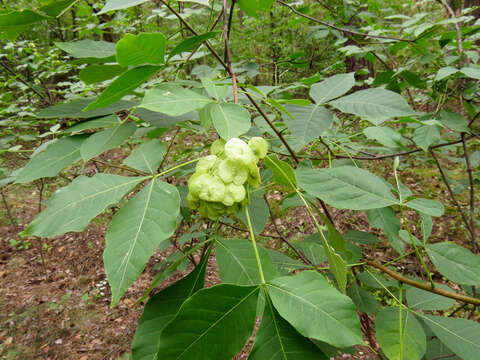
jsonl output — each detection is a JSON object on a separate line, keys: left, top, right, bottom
{"left": 1, "top": 0, "right": 480, "bottom": 359}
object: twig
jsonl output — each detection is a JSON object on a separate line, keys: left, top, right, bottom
{"left": 1, "top": 190, "right": 19, "bottom": 233}
{"left": 223, "top": 0, "right": 238, "bottom": 103}
{"left": 93, "top": 159, "right": 149, "bottom": 176}
{"left": 275, "top": 135, "right": 474, "bottom": 162}
{"left": 276, "top": 0, "right": 413, "bottom": 43}
{"left": 159, "top": 127, "right": 181, "bottom": 171}
{"left": 264, "top": 195, "right": 313, "bottom": 266}
{"left": 0, "top": 62, "right": 50, "bottom": 103}
{"left": 218, "top": 221, "right": 281, "bottom": 239}
{"left": 365, "top": 260, "right": 480, "bottom": 305}
{"left": 437, "top": 0, "right": 463, "bottom": 57}
{"left": 429, "top": 148, "right": 474, "bottom": 242}
{"left": 461, "top": 134, "right": 477, "bottom": 252}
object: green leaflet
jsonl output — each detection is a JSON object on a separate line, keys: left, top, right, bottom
{"left": 249, "top": 296, "right": 327, "bottom": 360}
{"left": 21, "top": 174, "right": 147, "bottom": 238}
{"left": 79, "top": 65, "right": 125, "bottom": 85}
{"left": 84, "top": 65, "right": 161, "bottom": 111}
{"left": 116, "top": 33, "right": 166, "bottom": 66}
{"left": 156, "top": 284, "right": 259, "bottom": 359}
{"left": 310, "top": 72, "right": 355, "bottom": 104}
{"left": 80, "top": 123, "right": 136, "bottom": 162}
{"left": 98, "top": 0, "right": 149, "bottom": 14}
{"left": 209, "top": 102, "right": 252, "bottom": 140}
{"left": 55, "top": 39, "right": 116, "bottom": 58}
{"left": 329, "top": 88, "right": 415, "bottom": 125}
{"left": 267, "top": 271, "right": 363, "bottom": 348}
{"left": 426, "top": 242, "right": 480, "bottom": 285}
{"left": 421, "top": 314, "right": 480, "bottom": 360}
{"left": 104, "top": 179, "right": 180, "bottom": 305}
{"left": 123, "top": 139, "right": 166, "bottom": 174}
{"left": 283, "top": 104, "right": 333, "bottom": 149}
{"left": 297, "top": 165, "right": 398, "bottom": 210}
{"left": 375, "top": 308, "right": 426, "bottom": 360}
{"left": 15, "top": 135, "right": 87, "bottom": 184}
{"left": 215, "top": 238, "right": 278, "bottom": 285}
{"left": 131, "top": 249, "right": 209, "bottom": 360}
{"left": 140, "top": 84, "right": 213, "bottom": 116}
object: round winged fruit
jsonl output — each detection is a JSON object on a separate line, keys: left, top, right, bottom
{"left": 187, "top": 137, "right": 268, "bottom": 220}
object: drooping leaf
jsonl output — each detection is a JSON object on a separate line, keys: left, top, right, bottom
{"left": 347, "top": 282, "right": 381, "bottom": 315}
{"left": 37, "top": 99, "right": 136, "bottom": 119}
{"left": 140, "top": 84, "right": 213, "bottom": 116}
{"left": 80, "top": 123, "right": 136, "bottom": 162}
{"left": 15, "top": 135, "right": 87, "bottom": 184}
{"left": 55, "top": 40, "right": 116, "bottom": 58}
{"left": 104, "top": 179, "right": 180, "bottom": 305}
{"left": 404, "top": 198, "right": 444, "bottom": 217}
{"left": 209, "top": 102, "right": 251, "bottom": 140}
{"left": 167, "top": 32, "right": 219, "bottom": 61}
{"left": 297, "top": 165, "right": 398, "bottom": 210}
{"left": 264, "top": 155, "right": 297, "bottom": 188}
{"left": 422, "top": 314, "right": 480, "bottom": 360}
{"left": 283, "top": 104, "right": 333, "bottom": 149}
{"left": 435, "top": 66, "right": 458, "bottom": 81}
{"left": 98, "top": 0, "right": 149, "bottom": 14}
{"left": 131, "top": 252, "right": 209, "bottom": 360}
{"left": 21, "top": 174, "right": 147, "bottom": 238}
{"left": 156, "top": 284, "right": 259, "bottom": 359}
{"left": 412, "top": 125, "right": 441, "bottom": 151}
{"left": 249, "top": 296, "right": 328, "bottom": 360}
{"left": 367, "top": 207, "right": 402, "bottom": 253}
{"left": 123, "top": 139, "right": 166, "bottom": 174}
{"left": 406, "top": 284, "right": 456, "bottom": 311}
{"left": 426, "top": 242, "right": 480, "bottom": 285}
{"left": 460, "top": 66, "right": 480, "bottom": 80}
{"left": 375, "top": 307, "right": 426, "bottom": 360}
{"left": 64, "top": 115, "right": 121, "bottom": 134}
{"left": 310, "top": 72, "right": 355, "bottom": 104}
{"left": 329, "top": 88, "right": 415, "bottom": 125}
{"left": 215, "top": 238, "right": 278, "bottom": 285}
{"left": 116, "top": 33, "right": 166, "bottom": 66}
{"left": 79, "top": 65, "right": 125, "bottom": 85}
{"left": 267, "top": 271, "right": 363, "bottom": 348}
{"left": 84, "top": 65, "right": 161, "bottom": 111}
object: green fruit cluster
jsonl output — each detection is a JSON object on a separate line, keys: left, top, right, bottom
{"left": 187, "top": 137, "right": 268, "bottom": 220}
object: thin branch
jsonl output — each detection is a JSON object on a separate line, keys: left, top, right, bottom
{"left": 158, "top": 127, "right": 181, "bottom": 171}
{"left": 1, "top": 190, "right": 19, "bottom": 233}
{"left": 461, "top": 133, "right": 477, "bottom": 252}
{"left": 94, "top": 159, "right": 149, "bottom": 176}
{"left": 437, "top": 0, "right": 463, "bottom": 56}
{"left": 429, "top": 148, "right": 474, "bottom": 242}
{"left": 264, "top": 195, "right": 313, "bottom": 266}
{"left": 0, "top": 61, "right": 50, "bottom": 103}
{"left": 276, "top": 0, "right": 412, "bottom": 43}
{"left": 223, "top": 0, "right": 238, "bottom": 103}
{"left": 277, "top": 135, "right": 474, "bottom": 162}
{"left": 365, "top": 260, "right": 480, "bottom": 305}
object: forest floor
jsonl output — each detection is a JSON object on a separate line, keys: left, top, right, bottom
{"left": 0, "top": 134, "right": 473, "bottom": 360}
